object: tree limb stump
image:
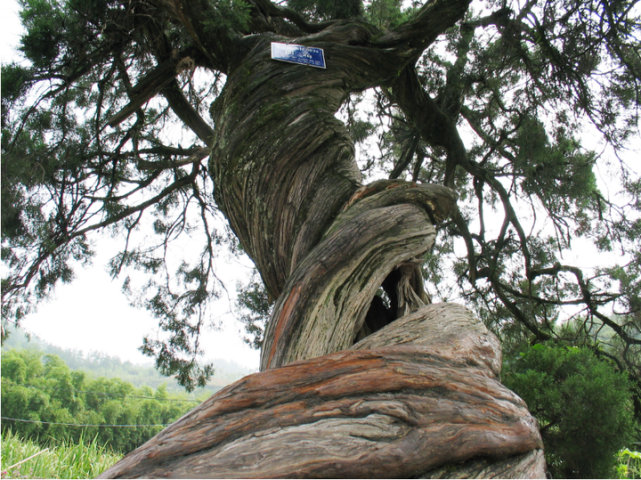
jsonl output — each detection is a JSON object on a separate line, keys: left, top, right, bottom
{"left": 99, "top": 304, "right": 545, "bottom": 478}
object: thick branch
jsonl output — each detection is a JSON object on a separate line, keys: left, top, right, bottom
{"left": 390, "top": 66, "right": 466, "bottom": 187}
{"left": 107, "top": 58, "right": 178, "bottom": 127}
{"left": 136, "top": 147, "right": 209, "bottom": 171}
{"left": 248, "top": 0, "right": 338, "bottom": 34}
{"left": 374, "top": 0, "right": 471, "bottom": 55}
{"left": 161, "top": 80, "right": 215, "bottom": 146}
{"left": 149, "top": 0, "right": 240, "bottom": 71}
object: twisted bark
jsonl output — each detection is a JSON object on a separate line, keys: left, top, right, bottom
{"left": 100, "top": 304, "right": 544, "bottom": 479}
{"left": 100, "top": 3, "right": 546, "bottom": 477}
{"left": 260, "top": 181, "right": 457, "bottom": 370}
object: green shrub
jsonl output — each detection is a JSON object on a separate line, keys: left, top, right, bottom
{"left": 616, "top": 449, "right": 641, "bottom": 479}
{"left": 503, "top": 344, "right": 634, "bottom": 478}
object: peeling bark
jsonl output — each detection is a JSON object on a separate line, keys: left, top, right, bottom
{"left": 260, "top": 182, "right": 457, "bottom": 370}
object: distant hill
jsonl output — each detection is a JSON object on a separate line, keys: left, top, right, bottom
{"left": 2, "top": 325, "right": 257, "bottom": 398}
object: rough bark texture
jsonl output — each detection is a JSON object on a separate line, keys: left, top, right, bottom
{"left": 420, "top": 450, "right": 547, "bottom": 479}
{"left": 100, "top": 1, "right": 546, "bottom": 477}
{"left": 260, "top": 181, "right": 457, "bottom": 370}
{"left": 350, "top": 303, "right": 502, "bottom": 378}
{"left": 99, "top": 304, "right": 544, "bottom": 479}
{"left": 209, "top": 31, "right": 407, "bottom": 301}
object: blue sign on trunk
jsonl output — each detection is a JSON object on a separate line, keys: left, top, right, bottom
{"left": 271, "top": 42, "right": 326, "bottom": 69}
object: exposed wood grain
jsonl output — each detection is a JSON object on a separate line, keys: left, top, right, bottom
{"left": 261, "top": 203, "right": 435, "bottom": 370}
{"left": 420, "top": 449, "right": 547, "bottom": 479}
{"left": 260, "top": 182, "right": 457, "bottom": 371}
{"left": 352, "top": 303, "right": 502, "bottom": 379}
{"left": 99, "top": 303, "right": 544, "bottom": 479}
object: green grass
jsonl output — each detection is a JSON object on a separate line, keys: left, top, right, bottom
{"left": 1, "top": 430, "right": 122, "bottom": 479}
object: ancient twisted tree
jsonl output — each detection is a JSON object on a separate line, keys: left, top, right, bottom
{"left": 2, "top": 0, "right": 640, "bottom": 476}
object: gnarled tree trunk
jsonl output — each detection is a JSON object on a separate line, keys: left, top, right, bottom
{"left": 100, "top": 2, "right": 546, "bottom": 477}
{"left": 100, "top": 305, "right": 544, "bottom": 478}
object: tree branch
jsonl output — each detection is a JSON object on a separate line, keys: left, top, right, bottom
{"left": 248, "top": 0, "right": 337, "bottom": 34}
{"left": 530, "top": 264, "right": 641, "bottom": 346}
{"left": 389, "top": 65, "right": 466, "bottom": 188}
{"left": 492, "top": 279, "right": 552, "bottom": 341}
{"left": 389, "top": 134, "right": 419, "bottom": 180}
{"left": 106, "top": 49, "right": 202, "bottom": 128}
{"left": 149, "top": 0, "right": 243, "bottom": 72}
{"left": 161, "top": 80, "right": 215, "bottom": 146}
{"left": 136, "top": 147, "right": 209, "bottom": 171}
{"left": 373, "top": 0, "right": 471, "bottom": 55}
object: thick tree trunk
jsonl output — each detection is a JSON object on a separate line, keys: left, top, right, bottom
{"left": 208, "top": 31, "right": 408, "bottom": 300}
{"left": 100, "top": 10, "right": 545, "bottom": 478}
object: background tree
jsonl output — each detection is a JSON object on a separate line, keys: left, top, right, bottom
{"left": 1, "top": 348, "right": 196, "bottom": 454}
{"left": 2, "top": 0, "right": 640, "bottom": 476}
{"left": 503, "top": 343, "right": 634, "bottom": 478}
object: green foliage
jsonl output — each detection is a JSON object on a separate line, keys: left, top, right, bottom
{"left": 1, "top": 349, "right": 197, "bottom": 454}
{"left": 1, "top": 64, "right": 31, "bottom": 106}
{"left": 503, "top": 344, "right": 635, "bottom": 478}
{"left": 616, "top": 449, "right": 641, "bottom": 479}
{"left": 235, "top": 270, "right": 273, "bottom": 349}
{"left": 286, "top": 0, "right": 363, "bottom": 21}
{"left": 202, "top": 0, "right": 252, "bottom": 32}
{"left": 1, "top": 429, "right": 122, "bottom": 479}
{"left": 513, "top": 117, "right": 597, "bottom": 209}
{"left": 364, "top": 0, "right": 413, "bottom": 29}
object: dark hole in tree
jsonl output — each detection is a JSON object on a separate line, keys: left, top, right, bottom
{"left": 353, "top": 268, "right": 402, "bottom": 344}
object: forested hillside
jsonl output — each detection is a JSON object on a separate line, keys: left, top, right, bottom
{"left": 3, "top": 326, "right": 255, "bottom": 393}
{"left": 1, "top": 328, "right": 257, "bottom": 455}
{"left": 1, "top": 348, "right": 200, "bottom": 454}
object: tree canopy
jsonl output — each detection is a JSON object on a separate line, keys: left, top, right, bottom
{"left": 2, "top": 0, "right": 640, "bottom": 408}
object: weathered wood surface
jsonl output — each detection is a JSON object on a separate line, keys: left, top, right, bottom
{"left": 99, "top": 304, "right": 545, "bottom": 478}
{"left": 260, "top": 181, "right": 457, "bottom": 371}
{"left": 420, "top": 449, "right": 547, "bottom": 479}
{"left": 209, "top": 2, "right": 470, "bottom": 303}
{"left": 97, "top": 3, "right": 546, "bottom": 476}
{"left": 351, "top": 302, "right": 502, "bottom": 378}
